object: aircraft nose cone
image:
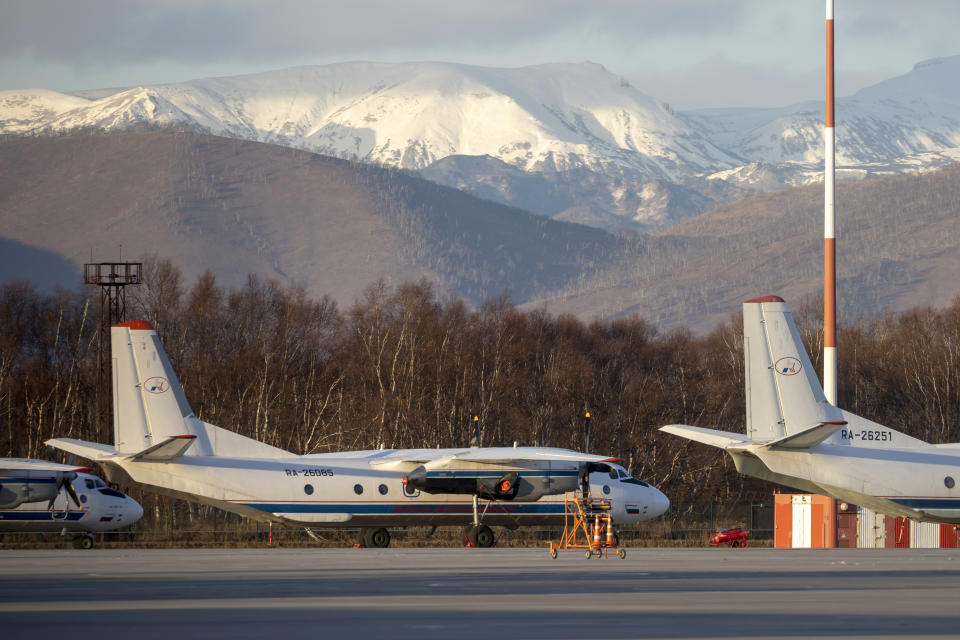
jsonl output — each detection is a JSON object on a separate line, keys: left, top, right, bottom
{"left": 650, "top": 488, "right": 670, "bottom": 518}
{"left": 128, "top": 498, "right": 144, "bottom": 525}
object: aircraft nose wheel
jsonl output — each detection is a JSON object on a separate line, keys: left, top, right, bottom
{"left": 74, "top": 534, "right": 95, "bottom": 550}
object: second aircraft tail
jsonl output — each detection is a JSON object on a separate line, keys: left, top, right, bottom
{"left": 742, "top": 296, "right": 845, "bottom": 443}
{"left": 662, "top": 296, "right": 846, "bottom": 451}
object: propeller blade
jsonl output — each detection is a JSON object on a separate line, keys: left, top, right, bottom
{"left": 49, "top": 471, "right": 80, "bottom": 510}
{"left": 64, "top": 477, "right": 81, "bottom": 509}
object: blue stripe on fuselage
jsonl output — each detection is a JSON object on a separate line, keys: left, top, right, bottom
{"left": 0, "top": 511, "right": 85, "bottom": 521}
{"left": 238, "top": 502, "right": 566, "bottom": 515}
{"left": 890, "top": 497, "right": 960, "bottom": 510}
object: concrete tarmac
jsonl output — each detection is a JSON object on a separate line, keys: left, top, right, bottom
{"left": 3, "top": 547, "right": 960, "bottom": 639}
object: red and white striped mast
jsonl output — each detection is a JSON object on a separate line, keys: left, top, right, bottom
{"left": 824, "top": 0, "right": 837, "bottom": 405}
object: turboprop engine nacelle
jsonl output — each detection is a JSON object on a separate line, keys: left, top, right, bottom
{"left": 0, "top": 470, "right": 79, "bottom": 509}
{"left": 403, "top": 467, "right": 529, "bottom": 500}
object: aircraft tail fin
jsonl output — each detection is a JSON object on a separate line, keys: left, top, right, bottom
{"left": 743, "top": 297, "right": 844, "bottom": 443}
{"left": 111, "top": 321, "right": 290, "bottom": 458}
{"left": 111, "top": 321, "right": 197, "bottom": 454}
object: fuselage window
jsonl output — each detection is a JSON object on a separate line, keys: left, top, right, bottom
{"left": 354, "top": 484, "right": 364, "bottom": 495}
{"left": 946, "top": 476, "right": 956, "bottom": 489}
{"left": 304, "top": 484, "right": 314, "bottom": 495}
{"left": 403, "top": 484, "right": 418, "bottom": 496}
{"left": 603, "top": 485, "right": 611, "bottom": 494}
{"left": 79, "top": 494, "right": 88, "bottom": 504}
{"left": 378, "top": 484, "right": 388, "bottom": 495}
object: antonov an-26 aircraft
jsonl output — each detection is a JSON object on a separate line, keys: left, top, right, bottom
{"left": 662, "top": 296, "right": 960, "bottom": 524}
{"left": 48, "top": 320, "right": 668, "bottom": 547}
{"left": 1, "top": 458, "right": 143, "bottom": 548}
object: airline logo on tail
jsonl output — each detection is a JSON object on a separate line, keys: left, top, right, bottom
{"left": 775, "top": 357, "right": 802, "bottom": 376}
{"left": 145, "top": 377, "right": 170, "bottom": 394}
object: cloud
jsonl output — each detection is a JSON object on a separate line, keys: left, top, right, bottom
{"left": 627, "top": 56, "right": 894, "bottom": 110}
{"left": 2, "top": 1, "right": 958, "bottom": 106}
{"left": 1, "top": 1, "right": 745, "bottom": 65}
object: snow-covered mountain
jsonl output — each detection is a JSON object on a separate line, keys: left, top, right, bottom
{"left": 0, "top": 62, "right": 737, "bottom": 179}
{"left": 2, "top": 57, "right": 959, "bottom": 232}
{"left": 685, "top": 56, "right": 960, "bottom": 184}
{"left": 0, "top": 88, "right": 90, "bottom": 131}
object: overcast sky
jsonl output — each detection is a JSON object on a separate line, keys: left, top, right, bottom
{"left": 2, "top": 0, "right": 958, "bottom": 109}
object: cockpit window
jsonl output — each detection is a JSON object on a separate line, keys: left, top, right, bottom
{"left": 621, "top": 478, "right": 650, "bottom": 487}
{"left": 608, "top": 471, "right": 618, "bottom": 479}
{"left": 618, "top": 469, "right": 629, "bottom": 479}
{"left": 99, "top": 487, "right": 126, "bottom": 499}
{"left": 94, "top": 479, "right": 107, "bottom": 488}
{"left": 84, "top": 479, "right": 96, "bottom": 489}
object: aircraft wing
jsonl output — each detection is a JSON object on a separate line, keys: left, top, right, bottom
{"left": 451, "top": 449, "right": 618, "bottom": 463}
{"left": 368, "top": 447, "right": 617, "bottom": 468}
{"left": 365, "top": 450, "right": 471, "bottom": 466}
{"left": 0, "top": 458, "right": 92, "bottom": 473}
{"left": 660, "top": 425, "right": 752, "bottom": 450}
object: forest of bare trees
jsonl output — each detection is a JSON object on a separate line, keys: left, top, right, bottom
{"left": 2, "top": 257, "right": 960, "bottom": 512}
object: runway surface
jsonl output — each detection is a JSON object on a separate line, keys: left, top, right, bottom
{"left": 3, "top": 547, "right": 960, "bottom": 639}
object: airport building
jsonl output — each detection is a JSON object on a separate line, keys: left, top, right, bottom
{"left": 773, "top": 493, "right": 960, "bottom": 549}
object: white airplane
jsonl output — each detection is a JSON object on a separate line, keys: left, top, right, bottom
{"left": 1, "top": 458, "right": 144, "bottom": 548}
{"left": 661, "top": 295, "right": 960, "bottom": 524}
{"left": 47, "top": 320, "right": 669, "bottom": 547}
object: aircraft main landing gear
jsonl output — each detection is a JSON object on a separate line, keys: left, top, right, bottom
{"left": 361, "top": 527, "right": 391, "bottom": 548}
{"left": 463, "top": 524, "right": 495, "bottom": 547}
{"left": 464, "top": 494, "right": 496, "bottom": 547}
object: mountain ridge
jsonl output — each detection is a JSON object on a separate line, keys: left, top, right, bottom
{"left": 0, "top": 131, "right": 618, "bottom": 307}
{"left": 2, "top": 131, "right": 958, "bottom": 332}
{"left": 4, "top": 57, "right": 958, "bottom": 232}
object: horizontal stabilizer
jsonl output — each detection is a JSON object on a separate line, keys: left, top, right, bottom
{"left": 46, "top": 438, "right": 118, "bottom": 461}
{"left": 129, "top": 435, "right": 197, "bottom": 461}
{"left": 762, "top": 421, "right": 847, "bottom": 450}
{"left": 659, "top": 425, "right": 751, "bottom": 450}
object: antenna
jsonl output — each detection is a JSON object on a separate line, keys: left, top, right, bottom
{"left": 823, "top": 0, "right": 837, "bottom": 405}
{"left": 584, "top": 411, "right": 591, "bottom": 452}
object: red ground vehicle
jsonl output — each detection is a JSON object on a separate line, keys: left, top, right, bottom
{"left": 711, "top": 527, "right": 750, "bottom": 547}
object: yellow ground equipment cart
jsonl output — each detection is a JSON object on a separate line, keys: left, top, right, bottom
{"left": 547, "top": 492, "right": 626, "bottom": 559}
